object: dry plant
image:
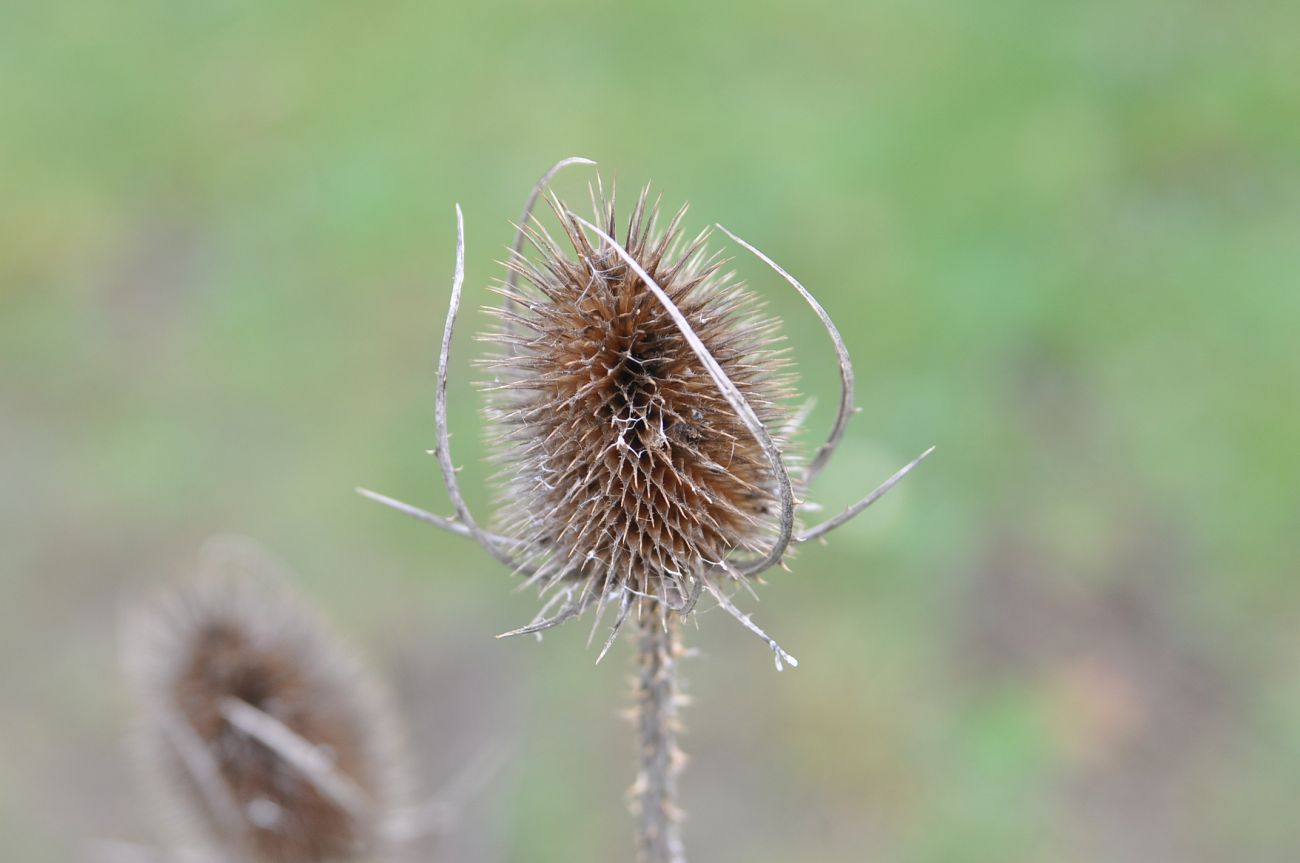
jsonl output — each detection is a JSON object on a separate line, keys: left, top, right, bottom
{"left": 113, "top": 536, "right": 499, "bottom": 863}
{"left": 360, "top": 157, "right": 932, "bottom": 863}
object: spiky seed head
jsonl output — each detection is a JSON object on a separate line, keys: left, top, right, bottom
{"left": 485, "top": 182, "right": 797, "bottom": 610}
{"left": 121, "top": 539, "right": 408, "bottom": 862}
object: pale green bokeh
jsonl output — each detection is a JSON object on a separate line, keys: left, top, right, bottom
{"left": 3, "top": 1, "right": 1297, "bottom": 860}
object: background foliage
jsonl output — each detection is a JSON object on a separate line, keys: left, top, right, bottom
{"left": 3, "top": 1, "right": 1297, "bottom": 860}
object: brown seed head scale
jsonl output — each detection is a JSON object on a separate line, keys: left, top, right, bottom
{"left": 483, "top": 181, "right": 799, "bottom": 628}
{"left": 120, "top": 538, "right": 409, "bottom": 863}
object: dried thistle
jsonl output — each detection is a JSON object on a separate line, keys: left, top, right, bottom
{"left": 360, "top": 158, "right": 932, "bottom": 863}
{"left": 120, "top": 537, "right": 409, "bottom": 863}
{"left": 484, "top": 177, "right": 805, "bottom": 645}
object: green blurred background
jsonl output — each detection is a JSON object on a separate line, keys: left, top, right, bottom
{"left": 3, "top": 1, "right": 1297, "bottom": 861}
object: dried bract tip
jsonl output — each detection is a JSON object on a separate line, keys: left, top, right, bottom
{"left": 484, "top": 182, "right": 798, "bottom": 623}
{"left": 121, "top": 538, "right": 408, "bottom": 862}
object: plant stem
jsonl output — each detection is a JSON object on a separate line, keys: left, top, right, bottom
{"left": 633, "top": 605, "right": 686, "bottom": 863}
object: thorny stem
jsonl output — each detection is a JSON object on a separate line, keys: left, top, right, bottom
{"left": 633, "top": 606, "right": 687, "bottom": 863}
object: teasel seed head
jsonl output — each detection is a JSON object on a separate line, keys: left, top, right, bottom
{"left": 121, "top": 538, "right": 408, "bottom": 862}
{"left": 358, "top": 156, "right": 933, "bottom": 668}
{"left": 483, "top": 182, "right": 798, "bottom": 619}
{"left": 356, "top": 157, "right": 934, "bottom": 863}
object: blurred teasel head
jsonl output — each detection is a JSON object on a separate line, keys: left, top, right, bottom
{"left": 360, "top": 157, "right": 932, "bottom": 668}
{"left": 120, "top": 537, "right": 408, "bottom": 862}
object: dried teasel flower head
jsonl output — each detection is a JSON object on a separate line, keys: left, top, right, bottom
{"left": 484, "top": 179, "right": 798, "bottom": 624}
{"left": 359, "top": 157, "right": 933, "bottom": 668}
{"left": 358, "top": 158, "right": 934, "bottom": 863}
{"left": 120, "top": 537, "right": 409, "bottom": 862}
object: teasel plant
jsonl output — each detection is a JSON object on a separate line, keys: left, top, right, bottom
{"left": 359, "top": 157, "right": 933, "bottom": 863}
{"left": 112, "top": 536, "right": 502, "bottom": 863}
